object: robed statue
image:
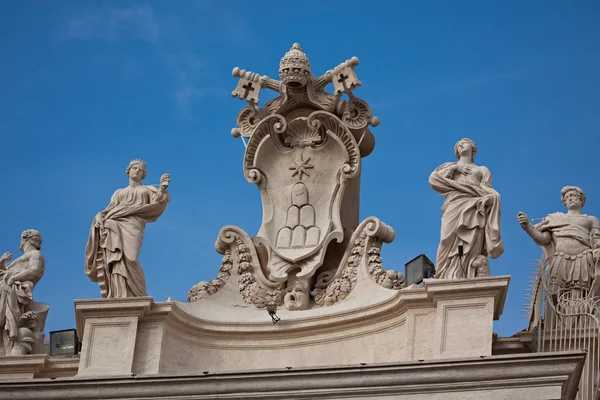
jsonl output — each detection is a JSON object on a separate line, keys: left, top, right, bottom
{"left": 429, "top": 138, "right": 504, "bottom": 279}
{"left": 85, "top": 160, "right": 171, "bottom": 298}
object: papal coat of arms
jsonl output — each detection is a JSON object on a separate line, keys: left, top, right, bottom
{"left": 188, "top": 44, "right": 404, "bottom": 310}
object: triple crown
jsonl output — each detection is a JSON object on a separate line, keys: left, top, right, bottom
{"left": 279, "top": 43, "right": 312, "bottom": 88}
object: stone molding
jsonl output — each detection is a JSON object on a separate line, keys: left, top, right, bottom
{"left": 0, "top": 352, "right": 585, "bottom": 399}
{"left": 0, "top": 355, "right": 79, "bottom": 380}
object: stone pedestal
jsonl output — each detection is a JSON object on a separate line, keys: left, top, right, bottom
{"left": 74, "top": 276, "right": 509, "bottom": 376}
{"left": 75, "top": 297, "right": 152, "bottom": 376}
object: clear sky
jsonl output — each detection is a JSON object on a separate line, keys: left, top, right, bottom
{"left": 1, "top": 1, "right": 599, "bottom": 338}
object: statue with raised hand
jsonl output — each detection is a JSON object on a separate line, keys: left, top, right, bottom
{"left": 518, "top": 186, "right": 600, "bottom": 297}
{"left": 85, "top": 160, "right": 171, "bottom": 298}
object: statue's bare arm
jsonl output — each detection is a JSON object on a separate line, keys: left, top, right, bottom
{"left": 517, "top": 212, "right": 552, "bottom": 246}
{"left": 0, "top": 252, "right": 12, "bottom": 270}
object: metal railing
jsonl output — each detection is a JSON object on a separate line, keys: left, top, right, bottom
{"left": 527, "top": 262, "right": 600, "bottom": 400}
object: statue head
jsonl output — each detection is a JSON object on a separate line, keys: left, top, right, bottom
{"left": 284, "top": 280, "right": 310, "bottom": 310}
{"left": 279, "top": 43, "right": 312, "bottom": 89}
{"left": 20, "top": 229, "right": 42, "bottom": 252}
{"left": 454, "top": 138, "right": 477, "bottom": 162}
{"left": 561, "top": 186, "right": 586, "bottom": 210}
{"left": 126, "top": 159, "right": 147, "bottom": 182}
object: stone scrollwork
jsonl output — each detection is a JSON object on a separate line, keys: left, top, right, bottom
{"left": 188, "top": 226, "right": 285, "bottom": 308}
{"left": 341, "top": 96, "right": 374, "bottom": 131}
{"left": 231, "top": 105, "right": 269, "bottom": 139}
{"left": 305, "top": 111, "right": 361, "bottom": 179}
{"left": 243, "top": 114, "right": 287, "bottom": 185}
{"left": 311, "top": 217, "right": 404, "bottom": 307}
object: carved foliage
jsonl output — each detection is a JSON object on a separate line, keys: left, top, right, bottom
{"left": 312, "top": 233, "right": 366, "bottom": 306}
{"left": 236, "top": 238, "right": 285, "bottom": 308}
{"left": 188, "top": 250, "right": 233, "bottom": 302}
{"left": 311, "top": 218, "right": 404, "bottom": 307}
{"left": 11, "top": 311, "right": 38, "bottom": 356}
{"left": 367, "top": 243, "right": 404, "bottom": 290}
{"left": 306, "top": 111, "right": 360, "bottom": 180}
{"left": 188, "top": 227, "right": 285, "bottom": 308}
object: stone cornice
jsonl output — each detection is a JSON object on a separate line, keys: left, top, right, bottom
{"left": 0, "top": 355, "right": 79, "bottom": 380}
{"left": 74, "top": 297, "right": 153, "bottom": 337}
{"left": 0, "top": 352, "right": 584, "bottom": 399}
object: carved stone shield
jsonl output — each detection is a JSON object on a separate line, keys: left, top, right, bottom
{"left": 244, "top": 111, "right": 360, "bottom": 282}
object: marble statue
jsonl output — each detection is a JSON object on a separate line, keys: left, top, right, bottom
{"left": 85, "top": 160, "right": 171, "bottom": 298}
{"left": 518, "top": 186, "right": 600, "bottom": 297}
{"left": 0, "top": 229, "right": 48, "bottom": 355}
{"left": 429, "top": 138, "right": 504, "bottom": 279}
{"left": 189, "top": 43, "right": 404, "bottom": 311}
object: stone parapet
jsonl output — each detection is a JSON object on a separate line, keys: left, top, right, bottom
{"left": 73, "top": 276, "right": 510, "bottom": 375}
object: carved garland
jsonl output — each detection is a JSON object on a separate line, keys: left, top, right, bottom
{"left": 236, "top": 238, "right": 285, "bottom": 308}
{"left": 367, "top": 242, "right": 404, "bottom": 290}
{"left": 311, "top": 233, "right": 367, "bottom": 306}
{"left": 187, "top": 250, "right": 233, "bottom": 302}
{"left": 188, "top": 226, "right": 285, "bottom": 307}
{"left": 311, "top": 217, "right": 404, "bottom": 307}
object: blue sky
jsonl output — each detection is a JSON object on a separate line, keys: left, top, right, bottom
{"left": 0, "top": 1, "right": 599, "bottom": 338}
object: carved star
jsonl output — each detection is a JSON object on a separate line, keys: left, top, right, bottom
{"left": 289, "top": 154, "right": 314, "bottom": 180}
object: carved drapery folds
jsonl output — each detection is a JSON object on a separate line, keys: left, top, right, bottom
{"left": 188, "top": 44, "right": 403, "bottom": 311}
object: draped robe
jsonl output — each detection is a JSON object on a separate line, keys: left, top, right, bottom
{"left": 0, "top": 279, "right": 34, "bottom": 354}
{"left": 84, "top": 185, "right": 170, "bottom": 298}
{"left": 429, "top": 162, "right": 504, "bottom": 279}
